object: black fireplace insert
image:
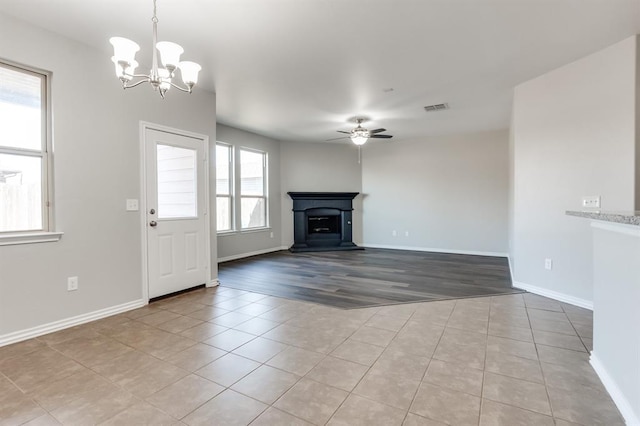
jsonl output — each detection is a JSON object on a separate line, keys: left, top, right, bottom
{"left": 307, "top": 212, "right": 340, "bottom": 235}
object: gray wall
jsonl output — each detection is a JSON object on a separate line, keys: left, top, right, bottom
{"left": 636, "top": 39, "right": 640, "bottom": 211}
{"left": 279, "top": 142, "right": 363, "bottom": 247}
{"left": 361, "top": 130, "right": 509, "bottom": 255}
{"left": 0, "top": 14, "right": 217, "bottom": 337}
{"left": 510, "top": 35, "right": 637, "bottom": 303}
{"left": 216, "top": 124, "right": 282, "bottom": 260}
{"left": 508, "top": 119, "right": 516, "bottom": 272}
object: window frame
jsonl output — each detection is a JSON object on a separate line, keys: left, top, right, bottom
{"left": 215, "top": 142, "right": 234, "bottom": 233}
{"left": 239, "top": 147, "right": 268, "bottom": 231}
{"left": 0, "top": 59, "right": 59, "bottom": 245}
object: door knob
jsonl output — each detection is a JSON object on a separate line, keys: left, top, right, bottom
{"left": 149, "top": 221, "right": 157, "bottom": 227}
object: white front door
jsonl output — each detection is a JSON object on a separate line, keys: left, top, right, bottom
{"left": 144, "top": 127, "right": 209, "bottom": 299}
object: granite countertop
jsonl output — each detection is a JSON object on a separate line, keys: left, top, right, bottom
{"left": 566, "top": 210, "right": 640, "bottom": 226}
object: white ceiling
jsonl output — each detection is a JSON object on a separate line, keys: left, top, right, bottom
{"left": 1, "top": 0, "right": 640, "bottom": 143}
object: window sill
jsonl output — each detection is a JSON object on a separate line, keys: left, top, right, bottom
{"left": 217, "top": 227, "right": 271, "bottom": 237}
{"left": 240, "top": 227, "right": 271, "bottom": 234}
{"left": 0, "top": 231, "right": 64, "bottom": 246}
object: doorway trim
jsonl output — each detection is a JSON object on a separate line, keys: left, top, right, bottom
{"left": 139, "top": 121, "right": 213, "bottom": 303}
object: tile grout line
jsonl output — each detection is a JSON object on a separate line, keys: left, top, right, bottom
{"left": 525, "top": 297, "right": 557, "bottom": 422}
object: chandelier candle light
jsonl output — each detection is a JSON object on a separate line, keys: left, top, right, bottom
{"left": 109, "top": 0, "right": 201, "bottom": 98}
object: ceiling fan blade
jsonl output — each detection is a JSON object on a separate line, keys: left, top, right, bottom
{"left": 337, "top": 130, "right": 351, "bottom": 134}
{"left": 370, "top": 134, "right": 393, "bottom": 139}
{"left": 369, "top": 128, "right": 387, "bottom": 134}
{"left": 326, "top": 136, "right": 350, "bottom": 141}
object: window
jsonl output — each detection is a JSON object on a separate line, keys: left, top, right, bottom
{"left": 216, "top": 143, "right": 232, "bottom": 231}
{"left": 216, "top": 144, "right": 268, "bottom": 233}
{"left": 157, "top": 144, "right": 197, "bottom": 219}
{"left": 0, "top": 61, "right": 50, "bottom": 234}
{"left": 240, "top": 148, "right": 267, "bottom": 229}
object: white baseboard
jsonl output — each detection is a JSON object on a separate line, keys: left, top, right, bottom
{"left": 513, "top": 281, "right": 593, "bottom": 310}
{"left": 218, "top": 246, "right": 288, "bottom": 263}
{"left": 0, "top": 298, "right": 146, "bottom": 347}
{"left": 591, "top": 352, "right": 640, "bottom": 426}
{"left": 363, "top": 243, "right": 508, "bottom": 258}
{"left": 207, "top": 279, "right": 220, "bottom": 287}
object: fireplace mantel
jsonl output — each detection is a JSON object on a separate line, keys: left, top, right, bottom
{"left": 288, "top": 192, "right": 359, "bottom": 201}
{"left": 287, "top": 192, "right": 362, "bottom": 252}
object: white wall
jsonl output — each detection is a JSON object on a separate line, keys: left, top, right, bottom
{"left": 591, "top": 224, "right": 640, "bottom": 425}
{"left": 510, "top": 35, "right": 637, "bottom": 304}
{"left": 216, "top": 124, "right": 282, "bottom": 260}
{"left": 0, "top": 14, "right": 217, "bottom": 339}
{"left": 280, "top": 142, "right": 363, "bottom": 247}
{"left": 361, "top": 130, "right": 509, "bottom": 255}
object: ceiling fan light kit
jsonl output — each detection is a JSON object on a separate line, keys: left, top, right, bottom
{"left": 350, "top": 129, "right": 369, "bottom": 146}
{"left": 349, "top": 118, "right": 370, "bottom": 145}
{"left": 326, "top": 118, "right": 393, "bottom": 145}
{"left": 109, "top": 0, "right": 201, "bottom": 99}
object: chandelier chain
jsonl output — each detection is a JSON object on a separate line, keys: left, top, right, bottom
{"left": 152, "top": 0, "right": 158, "bottom": 23}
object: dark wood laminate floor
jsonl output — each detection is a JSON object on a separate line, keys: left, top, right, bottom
{"left": 218, "top": 248, "right": 521, "bottom": 309}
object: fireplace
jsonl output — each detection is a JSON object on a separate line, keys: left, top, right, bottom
{"left": 287, "top": 192, "right": 363, "bottom": 252}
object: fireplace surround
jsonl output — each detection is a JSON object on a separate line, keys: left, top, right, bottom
{"left": 287, "top": 192, "right": 363, "bottom": 252}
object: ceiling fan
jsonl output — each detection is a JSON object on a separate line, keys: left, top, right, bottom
{"left": 327, "top": 118, "right": 393, "bottom": 145}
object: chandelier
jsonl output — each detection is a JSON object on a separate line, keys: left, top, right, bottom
{"left": 109, "top": 0, "right": 201, "bottom": 99}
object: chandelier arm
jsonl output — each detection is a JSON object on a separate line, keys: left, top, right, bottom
{"left": 167, "top": 81, "right": 193, "bottom": 93}
{"left": 123, "top": 78, "right": 152, "bottom": 89}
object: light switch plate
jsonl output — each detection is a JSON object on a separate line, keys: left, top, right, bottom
{"left": 67, "top": 276, "right": 78, "bottom": 291}
{"left": 126, "top": 199, "right": 139, "bottom": 211}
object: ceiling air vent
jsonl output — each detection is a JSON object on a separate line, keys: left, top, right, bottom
{"left": 424, "top": 103, "right": 449, "bottom": 112}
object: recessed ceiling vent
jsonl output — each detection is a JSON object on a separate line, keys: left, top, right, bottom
{"left": 424, "top": 103, "right": 449, "bottom": 112}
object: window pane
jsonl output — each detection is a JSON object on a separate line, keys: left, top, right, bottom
{"left": 240, "top": 150, "right": 264, "bottom": 196}
{"left": 0, "top": 153, "right": 42, "bottom": 232}
{"left": 0, "top": 65, "right": 42, "bottom": 150}
{"left": 216, "top": 144, "right": 230, "bottom": 195}
{"left": 157, "top": 144, "right": 197, "bottom": 219}
{"left": 241, "top": 197, "right": 266, "bottom": 228}
{"left": 216, "top": 196, "right": 231, "bottom": 231}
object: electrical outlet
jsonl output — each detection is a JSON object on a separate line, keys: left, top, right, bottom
{"left": 404, "top": 231, "right": 409, "bottom": 237}
{"left": 269, "top": 232, "right": 274, "bottom": 238}
{"left": 582, "top": 196, "right": 600, "bottom": 208}
{"left": 544, "top": 259, "right": 553, "bottom": 270}
{"left": 67, "top": 276, "right": 78, "bottom": 291}
{"left": 392, "top": 230, "right": 397, "bottom": 237}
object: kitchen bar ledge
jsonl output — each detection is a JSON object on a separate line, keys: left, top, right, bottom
{"left": 566, "top": 210, "right": 640, "bottom": 226}
{"left": 567, "top": 210, "right": 640, "bottom": 426}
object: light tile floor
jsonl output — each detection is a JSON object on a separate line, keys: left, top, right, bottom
{"left": 0, "top": 286, "right": 625, "bottom": 425}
